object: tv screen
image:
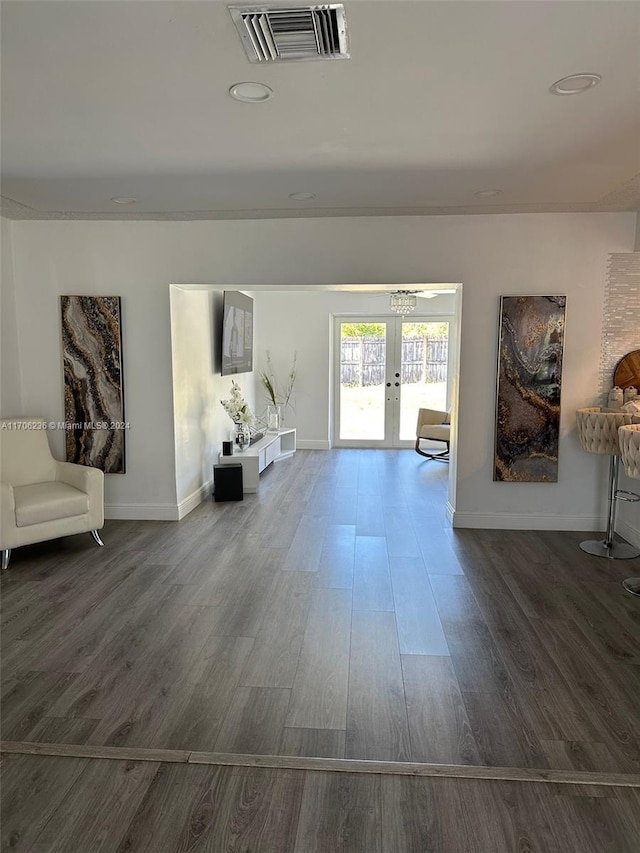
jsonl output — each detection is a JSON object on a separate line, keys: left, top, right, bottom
{"left": 221, "top": 291, "right": 254, "bottom": 376}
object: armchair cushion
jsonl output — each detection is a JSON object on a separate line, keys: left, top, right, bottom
{"left": 419, "top": 424, "right": 450, "bottom": 442}
{"left": 416, "top": 408, "right": 451, "bottom": 439}
{"left": 14, "top": 482, "right": 89, "bottom": 527}
{"left": 0, "top": 421, "right": 57, "bottom": 486}
{"left": 0, "top": 417, "right": 104, "bottom": 556}
{"left": 415, "top": 407, "right": 451, "bottom": 460}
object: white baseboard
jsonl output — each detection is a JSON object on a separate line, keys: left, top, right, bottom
{"left": 452, "top": 510, "right": 640, "bottom": 548}
{"left": 105, "top": 481, "right": 212, "bottom": 522}
{"left": 296, "top": 440, "right": 331, "bottom": 450}
{"left": 177, "top": 481, "right": 212, "bottom": 520}
{"left": 451, "top": 511, "right": 606, "bottom": 532}
{"left": 618, "top": 517, "right": 640, "bottom": 549}
{"left": 104, "top": 503, "right": 180, "bottom": 521}
{"left": 445, "top": 501, "right": 455, "bottom": 525}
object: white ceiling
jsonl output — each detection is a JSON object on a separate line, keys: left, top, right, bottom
{"left": 1, "top": 0, "right": 639, "bottom": 220}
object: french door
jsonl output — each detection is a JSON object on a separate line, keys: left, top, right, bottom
{"left": 333, "top": 316, "right": 451, "bottom": 447}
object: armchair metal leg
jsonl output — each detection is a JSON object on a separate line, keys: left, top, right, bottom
{"left": 1, "top": 549, "right": 10, "bottom": 571}
{"left": 90, "top": 530, "right": 105, "bottom": 547}
{"left": 415, "top": 438, "right": 450, "bottom": 462}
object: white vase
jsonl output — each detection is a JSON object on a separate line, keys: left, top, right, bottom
{"left": 267, "top": 405, "right": 279, "bottom": 432}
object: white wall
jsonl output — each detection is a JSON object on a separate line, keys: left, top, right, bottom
{"left": 0, "top": 218, "right": 23, "bottom": 416}
{"left": 9, "top": 222, "right": 180, "bottom": 515}
{"left": 252, "top": 289, "right": 455, "bottom": 447}
{"left": 7, "top": 214, "right": 636, "bottom": 540}
{"left": 170, "top": 285, "right": 257, "bottom": 516}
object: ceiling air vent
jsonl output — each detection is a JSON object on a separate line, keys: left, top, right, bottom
{"left": 229, "top": 5, "right": 349, "bottom": 62}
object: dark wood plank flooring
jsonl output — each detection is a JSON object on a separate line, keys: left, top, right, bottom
{"left": 2, "top": 449, "right": 640, "bottom": 775}
{"left": 2, "top": 753, "right": 640, "bottom": 852}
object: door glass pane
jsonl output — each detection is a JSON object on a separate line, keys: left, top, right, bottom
{"left": 339, "top": 322, "right": 387, "bottom": 440}
{"left": 399, "top": 321, "right": 449, "bottom": 441}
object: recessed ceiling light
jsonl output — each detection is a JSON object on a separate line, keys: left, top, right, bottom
{"left": 474, "top": 189, "right": 502, "bottom": 199}
{"left": 110, "top": 197, "right": 137, "bottom": 205}
{"left": 549, "top": 73, "right": 601, "bottom": 95}
{"left": 289, "top": 192, "right": 316, "bottom": 201}
{"left": 229, "top": 82, "right": 273, "bottom": 103}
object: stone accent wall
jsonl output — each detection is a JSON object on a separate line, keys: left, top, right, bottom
{"left": 599, "top": 253, "right": 640, "bottom": 401}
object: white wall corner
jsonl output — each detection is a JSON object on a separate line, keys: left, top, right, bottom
{"left": 177, "top": 481, "right": 213, "bottom": 520}
{"left": 108, "top": 480, "right": 213, "bottom": 522}
{"left": 445, "top": 501, "right": 455, "bottom": 525}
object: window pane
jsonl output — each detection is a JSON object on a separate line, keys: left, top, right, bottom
{"left": 399, "top": 321, "right": 449, "bottom": 441}
{"left": 339, "top": 322, "right": 387, "bottom": 440}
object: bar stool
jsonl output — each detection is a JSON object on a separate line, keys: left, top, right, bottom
{"left": 618, "top": 424, "right": 640, "bottom": 595}
{"left": 575, "top": 408, "right": 639, "bottom": 559}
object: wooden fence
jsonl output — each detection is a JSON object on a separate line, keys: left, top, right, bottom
{"left": 341, "top": 337, "right": 448, "bottom": 386}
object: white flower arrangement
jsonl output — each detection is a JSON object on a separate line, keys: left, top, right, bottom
{"left": 221, "top": 381, "right": 254, "bottom": 427}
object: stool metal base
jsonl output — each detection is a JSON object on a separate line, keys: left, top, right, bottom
{"left": 579, "top": 456, "right": 640, "bottom": 561}
{"left": 623, "top": 577, "right": 640, "bottom": 597}
{"left": 580, "top": 539, "right": 640, "bottom": 560}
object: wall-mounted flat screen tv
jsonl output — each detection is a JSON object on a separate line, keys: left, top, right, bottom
{"left": 221, "top": 290, "right": 254, "bottom": 375}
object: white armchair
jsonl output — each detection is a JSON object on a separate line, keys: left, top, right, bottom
{"left": 0, "top": 418, "right": 104, "bottom": 570}
{"left": 415, "top": 408, "right": 451, "bottom": 461}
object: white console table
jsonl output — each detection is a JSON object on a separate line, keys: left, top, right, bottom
{"left": 217, "top": 428, "right": 296, "bottom": 493}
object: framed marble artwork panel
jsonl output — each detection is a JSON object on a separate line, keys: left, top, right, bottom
{"left": 494, "top": 295, "right": 566, "bottom": 482}
{"left": 60, "top": 295, "right": 126, "bottom": 473}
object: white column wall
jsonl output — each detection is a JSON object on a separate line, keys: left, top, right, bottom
{"left": 170, "top": 285, "right": 257, "bottom": 516}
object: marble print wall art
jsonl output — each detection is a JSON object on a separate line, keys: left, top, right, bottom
{"left": 60, "top": 296, "right": 126, "bottom": 473}
{"left": 494, "top": 295, "right": 566, "bottom": 482}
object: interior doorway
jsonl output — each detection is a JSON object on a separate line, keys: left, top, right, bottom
{"left": 333, "top": 316, "right": 452, "bottom": 448}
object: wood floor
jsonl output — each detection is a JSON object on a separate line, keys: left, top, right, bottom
{"left": 2, "top": 448, "right": 640, "bottom": 849}
{"left": 2, "top": 751, "right": 640, "bottom": 853}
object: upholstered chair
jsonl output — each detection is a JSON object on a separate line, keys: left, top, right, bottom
{"left": 575, "top": 408, "right": 639, "bottom": 560}
{"left": 618, "top": 424, "right": 640, "bottom": 595}
{"left": 415, "top": 408, "right": 450, "bottom": 461}
{"left": 0, "top": 418, "right": 104, "bottom": 570}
